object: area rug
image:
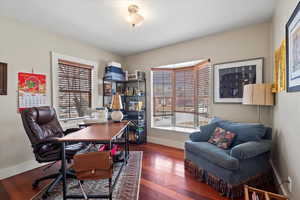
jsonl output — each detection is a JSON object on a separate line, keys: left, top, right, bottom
{"left": 31, "top": 151, "right": 142, "bottom": 200}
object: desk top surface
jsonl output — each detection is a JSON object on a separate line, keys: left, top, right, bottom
{"left": 58, "top": 121, "right": 129, "bottom": 142}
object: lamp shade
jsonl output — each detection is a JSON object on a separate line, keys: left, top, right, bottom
{"left": 242, "top": 84, "right": 274, "bottom": 106}
{"left": 110, "top": 94, "right": 123, "bottom": 110}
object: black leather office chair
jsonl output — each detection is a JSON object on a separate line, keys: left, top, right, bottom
{"left": 21, "top": 106, "right": 87, "bottom": 198}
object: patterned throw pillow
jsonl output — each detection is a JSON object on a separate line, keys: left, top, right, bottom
{"left": 208, "top": 127, "right": 236, "bottom": 149}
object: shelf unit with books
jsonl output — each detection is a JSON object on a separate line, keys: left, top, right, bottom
{"left": 103, "top": 77, "right": 147, "bottom": 144}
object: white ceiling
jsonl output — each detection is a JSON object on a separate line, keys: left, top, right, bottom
{"left": 0, "top": 0, "right": 276, "bottom": 56}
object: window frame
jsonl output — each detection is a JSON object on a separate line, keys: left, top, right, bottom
{"left": 151, "top": 60, "right": 211, "bottom": 129}
{"left": 51, "top": 52, "right": 98, "bottom": 121}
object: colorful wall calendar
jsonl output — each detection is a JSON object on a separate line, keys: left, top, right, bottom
{"left": 18, "top": 72, "right": 47, "bottom": 111}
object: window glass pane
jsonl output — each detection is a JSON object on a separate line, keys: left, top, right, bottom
{"left": 198, "top": 115, "right": 210, "bottom": 127}
{"left": 153, "top": 115, "right": 172, "bottom": 127}
{"left": 153, "top": 71, "right": 172, "bottom": 117}
{"left": 175, "top": 112, "right": 194, "bottom": 128}
{"left": 175, "top": 70, "right": 195, "bottom": 127}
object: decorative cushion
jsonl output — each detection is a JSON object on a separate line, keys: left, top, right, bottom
{"left": 208, "top": 127, "right": 236, "bottom": 149}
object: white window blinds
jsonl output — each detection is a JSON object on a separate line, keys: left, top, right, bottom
{"left": 58, "top": 60, "right": 92, "bottom": 119}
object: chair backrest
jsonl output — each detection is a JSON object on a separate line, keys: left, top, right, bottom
{"left": 21, "top": 106, "right": 64, "bottom": 147}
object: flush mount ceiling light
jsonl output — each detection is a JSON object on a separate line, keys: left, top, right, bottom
{"left": 127, "top": 4, "right": 144, "bottom": 27}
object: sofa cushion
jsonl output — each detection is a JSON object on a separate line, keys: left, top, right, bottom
{"left": 210, "top": 117, "right": 225, "bottom": 124}
{"left": 199, "top": 123, "right": 218, "bottom": 140}
{"left": 185, "top": 141, "right": 239, "bottom": 170}
{"left": 208, "top": 127, "right": 236, "bottom": 149}
{"left": 189, "top": 131, "right": 208, "bottom": 142}
{"left": 191, "top": 117, "right": 227, "bottom": 142}
{"left": 230, "top": 140, "right": 271, "bottom": 160}
{"left": 216, "top": 121, "right": 266, "bottom": 146}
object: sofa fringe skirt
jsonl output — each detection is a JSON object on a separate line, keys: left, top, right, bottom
{"left": 184, "top": 159, "right": 274, "bottom": 199}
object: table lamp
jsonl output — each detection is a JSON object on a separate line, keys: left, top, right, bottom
{"left": 242, "top": 83, "right": 274, "bottom": 122}
{"left": 110, "top": 93, "right": 123, "bottom": 122}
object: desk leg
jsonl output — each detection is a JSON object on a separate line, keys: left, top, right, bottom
{"left": 125, "top": 126, "right": 129, "bottom": 163}
{"left": 61, "top": 142, "right": 67, "bottom": 200}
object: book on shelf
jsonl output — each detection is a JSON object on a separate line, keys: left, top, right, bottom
{"left": 128, "top": 101, "right": 143, "bottom": 111}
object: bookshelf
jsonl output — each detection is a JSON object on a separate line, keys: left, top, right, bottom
{"left": 103, "top": 77, "right": 147, "bottom": 144}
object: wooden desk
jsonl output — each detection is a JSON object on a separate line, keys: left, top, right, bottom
{"left": 58, "top": 121, "right": 130, "bottom": 200}
{"left": 59, "top": 121, "right": 129, "bottom": 142}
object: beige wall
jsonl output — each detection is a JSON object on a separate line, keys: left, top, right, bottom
{"left": 124, "top": 22, "right": 273, "bottom": 149}
{"left": 0, "top": 16, "right": 122, "bottom": 178}
{"left": 272, "top": 0, "right": 300, "bottom": 199}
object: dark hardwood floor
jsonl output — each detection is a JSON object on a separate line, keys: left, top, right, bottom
{"left": 1, "top": 143, "right": 232, "bottom": 200}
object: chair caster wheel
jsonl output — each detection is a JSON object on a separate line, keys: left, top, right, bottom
{"left": 32, "top": 182, "right": 38, "bottom": 189}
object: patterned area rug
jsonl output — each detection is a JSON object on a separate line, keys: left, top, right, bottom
{"left": 32, "top": 151, "right": 142, "bottom": 200}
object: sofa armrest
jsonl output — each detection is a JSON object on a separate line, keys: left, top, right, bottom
{"left": 230, "top": 140, "right": 271, "bottom": 160}
{"left": 189, "top": 131, "right": 210, "bottom": 142}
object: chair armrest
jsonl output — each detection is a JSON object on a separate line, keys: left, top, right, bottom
{"left": 189, "top": 131, "right": 209, "bottom": 142}
{"left": 33, "top": 137, "right": 60, "bottom": 153}
{"left": 230, "top": 140, "right": 271, "bottom": 160}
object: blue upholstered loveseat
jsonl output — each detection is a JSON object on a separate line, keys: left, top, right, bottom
{"left": 184, "top": 118, "right": 273, "bottom": 199}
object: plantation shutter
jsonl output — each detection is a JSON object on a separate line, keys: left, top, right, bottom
{"left": 58, "top": 59, "right": 92, "bottom": 119}
{"left": 152, "top": 70, "right": 173, "bottom": 117}
{"left": 197, "top": 65, "right": 211, "bottom": 125}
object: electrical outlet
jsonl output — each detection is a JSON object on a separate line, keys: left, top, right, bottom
{"left": 288, "top": 176, "right": 292, "bottom": 193}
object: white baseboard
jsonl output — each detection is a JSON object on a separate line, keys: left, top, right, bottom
{"left": 270, "top": 159, "right": 288, "bottom": 196}
{"left": 147, "top": 136, "right": 184, "bottom": 149}
{"left": 0, "top": 160, "right": 48, "bottom": 180}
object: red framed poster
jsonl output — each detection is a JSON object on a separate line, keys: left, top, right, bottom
{"left": 18, "top": 72, "right": 47, "bottom": 112}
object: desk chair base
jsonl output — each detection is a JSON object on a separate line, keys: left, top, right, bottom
{"left": 33, "top": 170, "right": 76, "bottom": 199}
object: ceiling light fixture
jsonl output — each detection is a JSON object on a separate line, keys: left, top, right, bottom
{"left": 127, "top": 4, "right": 144, "bottom": 27}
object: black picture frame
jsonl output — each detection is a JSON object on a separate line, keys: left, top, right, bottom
{"left": 286, "top": 1, "right": 300, "bottom": 92}
{"left": 213, "top": 58, "right": 264, "bottom": 104}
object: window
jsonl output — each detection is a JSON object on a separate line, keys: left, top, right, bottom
{"left": 51, "top": 52, "right": 97, "bottom": 121}
{"left": 57, "top": 60, "right": 92, "bottom": 119}
{"left": 152, "top": 60, "right": 211, "bottom": 129}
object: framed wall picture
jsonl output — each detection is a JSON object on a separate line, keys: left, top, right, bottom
{"left": 214, "top": 58, "right": 263, "bottom": 103}
{"left": 286, "top": 1, "right": 300, "bottom": 92}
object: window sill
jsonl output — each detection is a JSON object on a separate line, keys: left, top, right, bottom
{"left": 151, "top": 126, "right": 198, "bottom": 134}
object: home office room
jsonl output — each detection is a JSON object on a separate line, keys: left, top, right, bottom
{"left": 0, "top": 0, "right": 300, "bottom": 200}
